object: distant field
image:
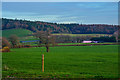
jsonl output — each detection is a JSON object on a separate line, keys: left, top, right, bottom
{"left": 52, "top": 33, "right": 112, "bottom": 37}
{"left": 20, "top": 42, "right": 116, "bottom": 46}
{"left": 2, "top": 29, "right": 112, "bottom": 38}
{"left": 2, "top": 29, "right": 33, "bottom": 38}
{"left": 2, "top": 29, "right": 113, "bottom": 41}
{"left": 58, "top": 43, "right": 115, "bottom": 45}
{"left": 2, "top": 45, "right": 118, "bottom": 78}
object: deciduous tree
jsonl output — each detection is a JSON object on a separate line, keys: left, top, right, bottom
{"left": 34, "top": 30, "right": 55, "bottom": 52}
{"left": 2, "top": 37, "right": 11, "bottom": 48}
{"left": 8, "top": 35, "right": 19, "bottom": 48}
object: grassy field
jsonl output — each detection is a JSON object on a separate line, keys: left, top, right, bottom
{"left": 2, "top": 29, "right": 113, "bottom": 42}
{"left": 2, "top": 29, "right": 33, "bottom": 38}
{"left": 2, "top": 45, "right": 118, "bottom": 78}
{"left": 52, "top": 33, "right": 112, "bottom": 37}
{"left": 2, "top": 29, "right": 112, "bottom": 38}
{"left": 2, "top": 29, "right": 38, "bottom": 41}
{"left": 22, "top": 42, "right": 116, "bottom": 47}
{"left": 57, "top": 43, "right": 115, "bottom": 45}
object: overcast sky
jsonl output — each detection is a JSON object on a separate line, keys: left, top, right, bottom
{"left": 2, "top": 2, "right": 118, "bottom": 25}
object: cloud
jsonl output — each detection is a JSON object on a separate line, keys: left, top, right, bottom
{"left": 2, "top": 2, "right": 118, "bottom": 25}
{"left": 3, "top": 13, "right": 84, "bottom": 24}
{"left": 57, "top": 21, "right": 78, "bottom": 24}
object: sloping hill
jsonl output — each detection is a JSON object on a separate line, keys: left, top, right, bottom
{"left": 61, "top": 24, "right": 119, "bottom": 34}
{"left": 2, "top": 18, "right": 119, "bottom": 34}
{"left": 2, "top": 18, "right": 70, "bottom": 33}
{"left": 2, "top": 29, "right": 33, "bottom": 38}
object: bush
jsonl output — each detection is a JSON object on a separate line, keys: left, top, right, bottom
{"left": 18, "top": 45, "right": 24, "bottom": 48}
{"left": 2, "top": 46, "right": 10, "bottom": 52}
{"left": 10, "top": 45, "right": 31, "bottom": 48}
{"left": 24, "top": 45, "right": 31, "bottom": 48}
{"left": 91, "top": 36, "right": 116, "bottom": 42}
{"left": 13, "top": 45, "right": 24, "bottom": 48}
{"left": 2, "top": 37, "right": 11, "bottom": 48}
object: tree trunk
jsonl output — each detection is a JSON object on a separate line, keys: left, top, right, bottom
{"left": 46, "top": 46, "right": 49, "bottom": 52}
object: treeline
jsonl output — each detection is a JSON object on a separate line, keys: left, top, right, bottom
{"left": 2, "top": 18, "right": 70, "bottom": 33}
{"left": 91, "top": 36, "right": 116, "bottom": 42}
{"left": 54, "top": 35, "right": 116, "bottom": 43}
{"left": 2, "top": 18, "right": 119, "bottom": 34}
{"left": 61, "top": 24, "right": 119, "bottom": 34}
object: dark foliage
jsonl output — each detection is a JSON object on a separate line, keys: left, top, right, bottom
{"left": 91, "top": 36, "right": 116, "bottom": 42}
{"left": 2, "top": 18, "right": 119, "bottom": 34}
{"left": 61, "top": 24, "right": 119, "bottom": 34}
{"left": 54, "top": 35, "right": 92, "bottom": 43}
{"left": 2, "top": 18, "right": 69, "bottom": 33}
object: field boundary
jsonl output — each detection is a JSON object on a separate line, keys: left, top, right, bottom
{"left": 56, "top": 43, "right": 118, "bottom": 46}
{"left": 30, "top": 43, "right": 118, "bottom": 47}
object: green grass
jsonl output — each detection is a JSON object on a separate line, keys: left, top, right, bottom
{"left": 2, "top": 29, "right": 38, "bottom": 41}
{"left": 2, "top": 29, "right": 33, "bottom": 38}
{"left": 57, "top": 43, "right": 115, "bottom": 45}
{"left": 52, "top": 33, "right": 112, "bottom": 37}
{"left": 2, "top": 45, "right": 118, "bottom": 78}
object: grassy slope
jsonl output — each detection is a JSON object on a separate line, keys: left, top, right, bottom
{"left": 2, "top": 29, "right": 113, "bottom": 41}
{"left": 2, "top": 29, "right": 33, "bottom": 38}
{"left": 2, "top": 45, "right": 118, "bottom": 78}
{"left": 2, "top": 29, "right": 112, "bottom": 38}
{"left": 2, "top": 29, "right": 38, "bottom": 41}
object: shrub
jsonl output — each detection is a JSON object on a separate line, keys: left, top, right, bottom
{"left": 2, "top": 46, "right": 10, "bottom": 52}
{"left": 17, "top": 45, "right": 24, "bottom": 48}
{"left": 13, "top": 45, "right": 24, "bottom": 48}
{"left": 16, "top": 45, "right": 25, "bottom": 48}
{"left": 24, "top": 45, "right": 31, "bottom": 48}
{"left": 2, "top": 37, "right": 11, "bottom": 48}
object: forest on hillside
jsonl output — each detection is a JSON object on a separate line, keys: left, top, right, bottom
{"left": 2, "top": 18, "right": 119, "bottom": 34}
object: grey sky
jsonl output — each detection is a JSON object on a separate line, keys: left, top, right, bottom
{"left": 2, "top": 2, "right": 118, "bottom": 25}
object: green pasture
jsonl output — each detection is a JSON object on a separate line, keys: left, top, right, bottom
{"left": 2, "top": 29, "right": 113, "bottom": 43}
{"left": 2, "top": 29, "right": 33, "bottom": 38}
{"left": 57, "top": 43, "right": 115, "bottom": 45}
{"left": 2, "top": 45, "right": 118, "bottom": 78}
{"left": 2, "top": 29, "right": 38, "bottom": 41}
{"left": 52, "top": 33, "right": 112, "bottom": 37}
{"left": 20, "top": 42, "right": 116, "bottom": 47}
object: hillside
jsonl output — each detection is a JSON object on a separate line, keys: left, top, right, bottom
{"left": 2, "top": 18, "right": 70, "bottom": 33}
{"left": 61, "top": 24, "right": 119, "bottom": 34}
{"left": 2, "top": 29, "right": 33, "bottom": 38}
{"left": 2, "top": 18, "right": 119, "bottom": 34}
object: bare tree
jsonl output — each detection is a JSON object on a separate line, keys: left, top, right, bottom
{"left": 8, "top": 35, "right": 19, "bottom": 48}
{"left": 34, "top": 30, "right": 55, "bottom": 52}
